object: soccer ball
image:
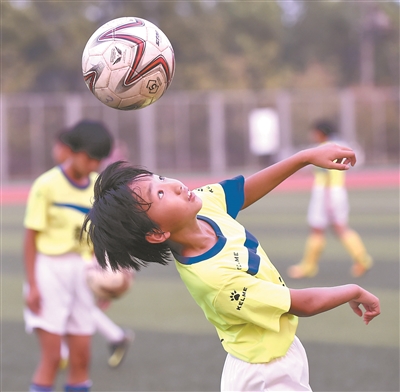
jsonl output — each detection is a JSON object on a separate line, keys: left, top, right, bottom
{"left": 86, "top": 262, "right": 135, "bottom": 300}
{"left": 82, "top": 17, "right": 175, "bottom": 110}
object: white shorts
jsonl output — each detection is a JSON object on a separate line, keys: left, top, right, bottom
{"left": 221, "top": 336, "right": 311, "bottom": 392}
{"left": 24, "top": 253, "right": 96, "bottom": 336}
{"left": 307, "top": 186, "right": 349, "bottom": 229}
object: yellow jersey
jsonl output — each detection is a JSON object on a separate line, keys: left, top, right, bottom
{"left": 314, "top": 166, "right": 345, "bottom": 187}
{"left": 175, "top": 176, "right": 298, "bottom": 363}
{"left": 24, "top": 166, "right": 97, "bottom": 258}
{"left": 314, "top": 142, "right": 346, "bottom": 187}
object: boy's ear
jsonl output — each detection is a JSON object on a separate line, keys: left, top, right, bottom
{"left": 146, "top": 231, "right": 170, "bottom": 244}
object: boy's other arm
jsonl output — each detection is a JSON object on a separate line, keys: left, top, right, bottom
{"left": 288, "top": 284, "right": 380, "bottom": 325}
{"left": 242, "top": 144, "right": 356, "bottom": 209}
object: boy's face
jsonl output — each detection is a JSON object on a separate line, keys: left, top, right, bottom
{"left": 132, "top": 174, "right": 202, "bottom": 234}
{"left": 71, "top": 151, "right": 102, "bottom": 177}
{"left": 52, "top": 141, "right": 72, "bottom": 164}
{"left": 311, "top": 128, "right": 328, "bottom": 144}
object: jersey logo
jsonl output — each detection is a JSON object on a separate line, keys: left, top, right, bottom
{"left": 53, "top": 203, "right": 90, "bottom": 214}
{"left": 230, "top": 290, "right": 240, "bottom": 301}
{"left": 195, "top": 185, "right": 214, "bottom": 193}
{"left": 230, "top": 287, "right": 247, "bottom": 311}
{"left": 233, "top": 252, "right": 242, "bottom": 270}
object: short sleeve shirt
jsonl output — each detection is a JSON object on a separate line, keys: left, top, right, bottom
{"left": 174, "top": 176, "right": 298, "bottom": 363}
{"left": 24, "top": 166, "right": 97, "bottom": 258}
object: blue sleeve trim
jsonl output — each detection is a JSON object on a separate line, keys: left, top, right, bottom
{"left": 219, "top": 175, "right": 245, "bottom": 219}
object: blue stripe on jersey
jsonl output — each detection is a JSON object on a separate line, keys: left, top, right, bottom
{"left": 219, "top": 175, "right": 245, "bottom": 219}
{"left": 53, "top": 203, "right": 90, "bottom": 214}
{"left": 244, "top": 229, "right": 260, "bottom": 275}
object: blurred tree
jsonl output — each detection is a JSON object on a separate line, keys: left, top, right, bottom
{"left": 280, "top": 1, "right": 399, "bottom": 87}
{"left": 1, "top": 0, "right": 398, "bottom": 93}
{"left": 2, "top": 1, "right": 123, "bottom": 92}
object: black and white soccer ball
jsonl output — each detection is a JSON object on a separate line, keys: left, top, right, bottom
{"left": 82, "top": 17, "right": 175, "bottom": 110}
{"left": 86, "top": 261, "right": 135, "bottom": 300}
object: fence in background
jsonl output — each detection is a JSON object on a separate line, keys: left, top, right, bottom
{"left": 1, "top": 87, "right": 398, "bottom": 182}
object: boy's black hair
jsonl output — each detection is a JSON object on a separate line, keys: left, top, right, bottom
{"left": 60, "top": 120, "right": 113, "bottom": 160}
{"left": 313, "top": 120, "right": 336, "bottom": 137}
{"left": 81, "top": 161, "right": 170, "bottom": 271}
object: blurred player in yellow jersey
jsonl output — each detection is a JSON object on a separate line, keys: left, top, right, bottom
{"left": 287, "top": 120, "right": 373, "bottom": 279}
{"left": 52, "top": 131, "right": 134, "bottom": 370}
{"left": 24, "top": 120, "right": 113, "bottom": 392}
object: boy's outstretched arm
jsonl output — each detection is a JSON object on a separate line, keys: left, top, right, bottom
{"left": 288, "top": 284, "right": 380, "bottom": 325}
{"left": 242, "top": 143, "right": 356, "bottom": 209}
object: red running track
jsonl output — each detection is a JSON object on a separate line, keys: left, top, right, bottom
{"left": 1, "top": 168, "right": 398, "bottom": 205}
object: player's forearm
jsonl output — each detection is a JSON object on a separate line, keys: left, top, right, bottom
{"left": 243, "top": 151, "right": 308, "bottom": 208}
{"left": 288, "top": 284, "right": 362, "bottom": 317}
{"left": 242, "top": 144, "right": 355, "bottom": 209}
{"left": 24, "top": 229, "right": 38, "bottom": 287}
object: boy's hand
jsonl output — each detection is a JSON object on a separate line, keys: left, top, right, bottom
{"left": 97, "top": 298, "right": 112, "bottom": 310}
{"left": 26, "top": 284, "right": 41, "bottom": 314}
{"left": 349, "top": 289, "right": 380, "bottom": 325}
{"left": 305, "top": 143, "right": 356, "bottom": 170}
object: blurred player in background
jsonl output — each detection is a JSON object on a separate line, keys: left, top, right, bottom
{"left": 52, "top": 130, "right": 134, "bottom": 369}
{"left": 23, "top": 120, "right": 118, "bottom": 392}
{"left": 287, "top": 120, "right": 373, "bottom": 279}
{"left": 81, "top": 143, "right": 380, "bottom": 392}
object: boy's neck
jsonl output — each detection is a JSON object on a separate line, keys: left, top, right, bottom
{"left": 170, "top": 218, "right": 218, "bottom": 258}
{"left": 60, "top": 164, "right": 90, "bottom": 187}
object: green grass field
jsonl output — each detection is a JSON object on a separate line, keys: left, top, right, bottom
{"left": 1, "top": 186, "right": 399, "bottom": 391}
